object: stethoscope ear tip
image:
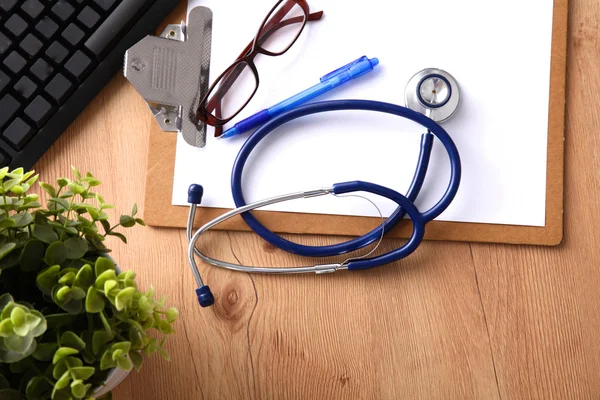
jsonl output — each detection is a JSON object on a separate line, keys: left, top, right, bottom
{"left": 196, "top": 285, "right": 214, "bottom": 307}
{"left": 188, "top": 184, "right": 204, "bottom": 204}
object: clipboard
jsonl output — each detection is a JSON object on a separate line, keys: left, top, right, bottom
{"left": 143, "top": 0, "right": 568, "bottom": 246}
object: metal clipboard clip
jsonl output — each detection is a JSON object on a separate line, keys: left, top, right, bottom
{"left": 124, "top": 6, "right": 213, "bottom": 148}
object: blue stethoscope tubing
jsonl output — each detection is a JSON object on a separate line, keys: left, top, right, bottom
{"left": 230, "top": 99, "right": 462, "bottom": 269}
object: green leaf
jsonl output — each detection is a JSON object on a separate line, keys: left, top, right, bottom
{"left": 104, "top": 279, "right": 117, "bottom": 294}
{"left": 144, "top": 338, "right": 158, "bottom": 356}
{"left": 75, "top": 264, "right": 94, "bottom": 289}
{"left": 116, "top": 355, "right": 133, "bottom": 372}
{"left": 108, "top": 232, "right": 127, "bottom": 244}
{"left": 7, "top": 168, "right": 23, "bottom": 177}
{"left": 129, "top": 326, "right": 143, "bottom": 350}
{"left": 56, "top": 178, "right": 69, "bottom": 188}
{"left": 58, "top": 272, "right": 76, "bottom": 285}
{"left": 85, "top": 287, "right": 104, "bottom": 314}
{"left": 115, "top": 287, "right": 136, "bottom": 311}
{"left": 135, "top": 218, "right": 146, "bottom": 226}
{"left": 129, "top": 350, "right": 143, "bottom": 372}
{"left": 0, "top": 167, "right": 8, "bottom": 180}
{"left": 33, "top": 342, "right": 58, "bottom": 362}
{"left": 5, "top": 333, "right": 34, "bottom": 353}
{"left": 17, "top": 201, "right": 42, "bottom": 211}
{"left": 54, "top": 286, "right": 72, "bottom": 303}
{"left": 10, "top": 306, "right": 25, "bottom": 326}
{"left": 119, "top": 215, "right": 135, "bottom": 228}
{"left": 166, "top": 308, "right": 179, "bottom": 323}
{"left": 70, "top": 379, "right": 89, "bottom": 399}
{"left": 20, "top": 240, "right": 45, "bottom": 272}
{"left": 45, "top": 242, "right": 67, "bottom": 265}
{"left": 158, "top": 348, "right": 171, "bottom": 361}
{"left": 71, "top": 166, "right": 81, "bottom": 180}
{"left": 12, "top": 212, "right": 33, "bottom": 228}
{"left": 70, "top": 287, "right": 86, "bottom": 301}
{"left": 111, "top": 342, "right": 131, "bottom": 354}
{"left": 86, "top": 178, "right": 101, "bottom": 187}
{"left": 95, "top": 270, "right": 116, "bottom": 290}
{"left": 3, "top": 178, "right": 20, "bottom": 192}
{"left": 53, "top": 347, "right": 79, "bottom": 365}
{"left": 131, "top": 203, "right": 138, "bottom": 216}
{"left": 0, "top": 243, "right": 16, "bottom": 261}
{"left": 64, "top": 238, "right": 88, "bottom": 260}
{"left": 9, "top": 185, "right": 24, "bottom": 195}
{"left": 33, "top": 225, "right": 59, "bottom": 244}
{"left": 36, "top": 265, "right": 61, "bottom": 295}
{"left": 26, "top": 375, "right": 52, "bottom": 400}
{"left": 49, "top": 197, "right": 70, "bottom": 210}
{"left": 40, "top": 182, "right": 57, "bottom": 197}
{"left": 92, "top": 331, "right": 114, "bottom": 355}
{"left": 0, "top": 218, "right": 15, "bottom": 229}
{"left": 26, "top": 174, "right": 39, "bottom": 186}
{"left": 100, "top": 351, "right": 116, "bottom": 371}
{"left": 94, "top": 257, "right": 114, "bottom": 277}
{"left": 55, "top": 371, "right": 71, "bottom": 390}
{"left": 67, "top": 183, "right": 85, "bottom": 195}
{"left": 82, "top": 227, "right": 104, "bottom": 243}
{"left": 70, "top": 366, "right": 95, "bottom": 381}
{"left": 60, "top": 331, "right": 86, "bottom": 351}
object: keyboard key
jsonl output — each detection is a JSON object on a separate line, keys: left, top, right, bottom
{"left": 24, "top": 95, "right": 53, "bottom": 127}
{"left": 20, "top": 34, "right": 44, "bottom": 57}
{"left": 21, "top": 0, "right": 45, "bottom": 19}
{"left": 3, "top": 118, "right": 36, "bottom": 150}
{"left": 0, "top": 0, "right": 17, "bottom": 12}
{"left": 30, "top": 59, "right": 53, "bottom": 82}
{"left": 45, "top": 73, "right": 73, "bottom": 103}
{"left": 0, "top": 70, "right": 9, "bottom": 93}
{"left": 0, "top": 33, "right": 11, "bottom": 56}
{"left": 65, "top": 50, "right": 92, "bottom": 82}
{"left": 45, "top": 42, "right": 69, "bottom": 64}
{"left": 0, "top": 94, "right": 20, "bottom": 129}
{"left": 85, "top": 0, "right": 146, "bottom": 58}
{"left": 93, "top": 0, "right": 117, "bottom": 12}
{"left": 0, "top": 151, "right": 11, "bottom": 168}
{"left": 62, "top": 23, "right": 85, "bottom": 46}
{"left": 14, "top": 76, "right": 37, "bottom": 99}
{"left": 77, "top": 6, "right": 101, "bottom": 29}
{"left": 3, "top": 51, "right": 27, "bottom": 74}
{"left": 51, "top": 1, "right": 75, "bottom": 22}
{"left": 6, "top": 15, "right": 28, "bottom": 39}
{"left": 36, "top": 16, "right": 59, "bottom": 39}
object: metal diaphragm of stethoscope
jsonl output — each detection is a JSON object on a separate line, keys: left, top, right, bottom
{"left": 187, "top": 68, "right": 462, "bottom": 308}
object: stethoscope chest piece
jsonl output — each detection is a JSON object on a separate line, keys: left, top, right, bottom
{"left": 405, "top": 68, "right": 460, "bottom": 123}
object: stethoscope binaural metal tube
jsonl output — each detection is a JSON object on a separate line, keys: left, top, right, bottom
{"left": 188, "top": 74, "right": 462, "bottom": 308}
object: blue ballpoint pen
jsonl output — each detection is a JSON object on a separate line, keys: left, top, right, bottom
{"left": 220, "top": 56, "right": 380, "bottom": 139}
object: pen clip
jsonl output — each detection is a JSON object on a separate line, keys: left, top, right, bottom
{"left": 320, "top": 56, "right": 368, "bottom": 82}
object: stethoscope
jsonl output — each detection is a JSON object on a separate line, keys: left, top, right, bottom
{"left": 187, "top": 68, "right": 462, "bottom": 307}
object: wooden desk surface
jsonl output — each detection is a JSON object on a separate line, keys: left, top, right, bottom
{"left": 34, "top": 1, "right": 598, "bottom": 398}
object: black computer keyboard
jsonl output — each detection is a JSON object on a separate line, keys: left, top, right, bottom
{"left": 0, "top": 0, "right": 180, "bottom": 169}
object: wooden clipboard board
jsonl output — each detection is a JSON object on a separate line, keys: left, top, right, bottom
{"left": 143, "top": 0, "right": 568, "bottom": 246}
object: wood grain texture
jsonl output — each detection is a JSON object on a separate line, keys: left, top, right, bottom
{"left": 30, "top": 0, "right": 595, "bottom": 398}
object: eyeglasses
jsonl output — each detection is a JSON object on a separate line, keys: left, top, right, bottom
{"left": 196, "top": 0, "right": 324, "bottom": 137}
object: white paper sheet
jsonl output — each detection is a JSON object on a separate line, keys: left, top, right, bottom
{"left": 173, "top": 0, "right": 554, "bottom": 227}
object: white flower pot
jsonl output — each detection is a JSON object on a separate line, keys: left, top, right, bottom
{"left": 92, "top": 368, "right": 131, "bottom": 397}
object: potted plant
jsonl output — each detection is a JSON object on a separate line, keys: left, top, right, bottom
{"left": 0, "top": 167, "right": 178, "bottom": 399}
